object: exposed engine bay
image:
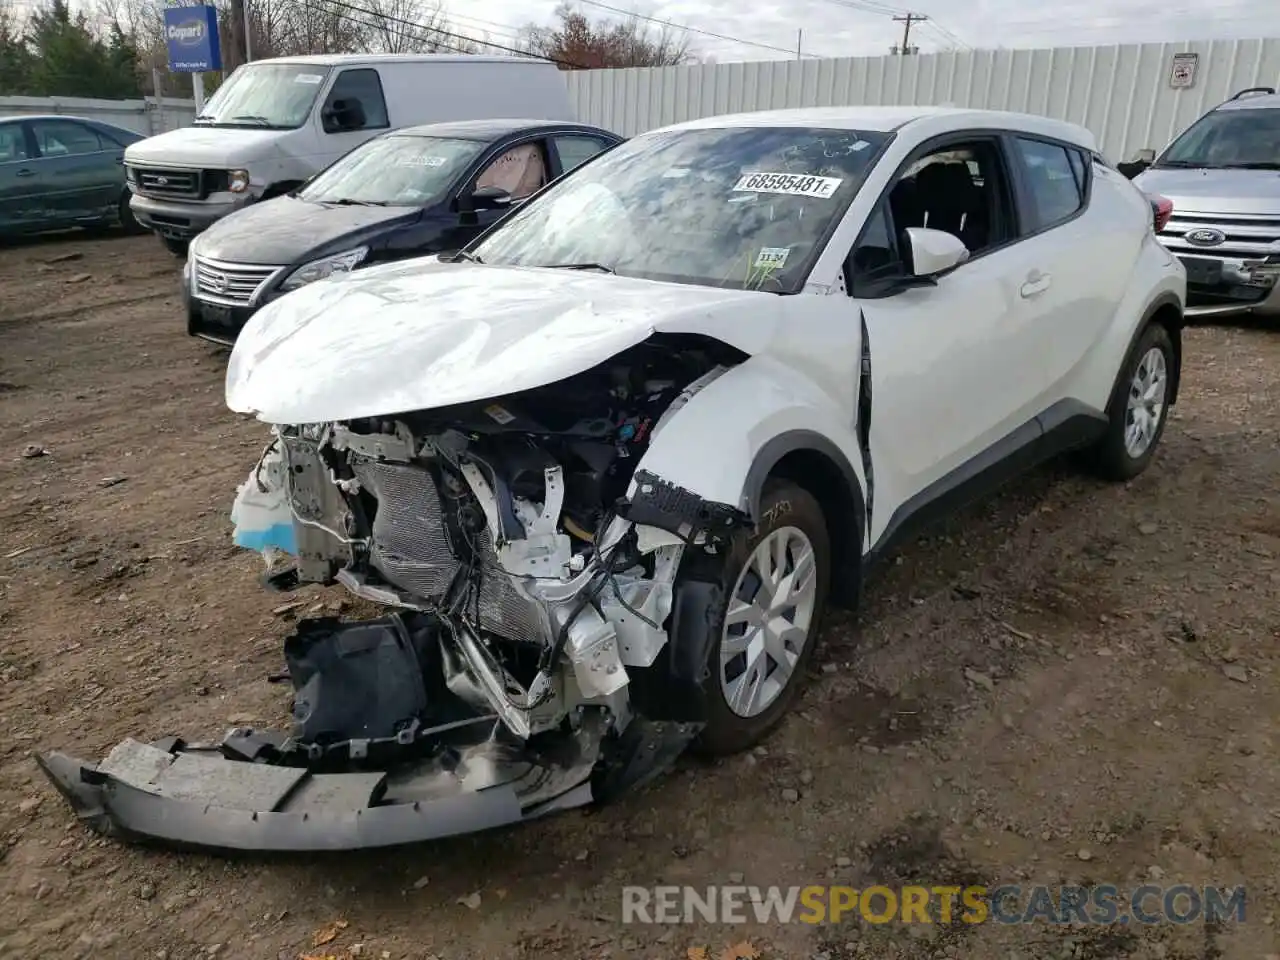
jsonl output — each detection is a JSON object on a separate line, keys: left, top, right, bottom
{"left": 37, "top": 336, "right": 755, "bottom": 852}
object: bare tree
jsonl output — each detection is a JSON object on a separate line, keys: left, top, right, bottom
{"left": 523, "top": 3, "right": 692, "bottom": 70}
{"left": 359, "top": 0, "right": 473, "bottom": 53}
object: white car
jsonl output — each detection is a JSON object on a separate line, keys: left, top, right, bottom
{"left": 40, "top": 107, "right": 1185, "bottom": 852}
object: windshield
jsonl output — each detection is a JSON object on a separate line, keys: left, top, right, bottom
{"left": 299, "top": 136, "right": 484, "bottom": 206}
{"left": 1156, "top": 106, "right": 1280, "bottom": 169}
{"left": 194, "top": 63, "right": 332, "bottom": 129}
{"left": 470, "top": 126, "right": 890, "bottom": 293}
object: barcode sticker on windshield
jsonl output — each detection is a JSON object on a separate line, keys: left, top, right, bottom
{"left": 395, "top": 156, "right": 446, "bottom": 167}
{"left": 755, "top": 247, "right": 790, "bottom": 269}
{"left": 733, "top": 172, "right": 843, "bottom": 198}
{"left": 294, "top": 74, "right": 324, "bottom": 84}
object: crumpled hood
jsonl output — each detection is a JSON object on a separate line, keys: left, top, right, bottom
{"left": 226, "top": 259, "right": 779, "bottom": 424}
{"left": 1134, "top": 167, "right": 1280, "bottom": 217}
{"left": 125, "top": 126, "right": 285, "bottom": 169}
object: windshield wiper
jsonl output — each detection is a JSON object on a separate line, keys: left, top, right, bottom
{"left": 1222, "top": 161, "right": 1280, "bottom": 170}
{"left": 192, "top": 113, "right": 216, "bottom": 123}
{"left": 323, "top": 198, "right": 387, "bottom": 206}
{"left": 447, "top": 251, "right": 483, "bottom": 263}
{"left": 542, "top": 262, "right": 615, "bottom": 274}
{"left": 229, "top": 115, "right": 272, "bottom": 126}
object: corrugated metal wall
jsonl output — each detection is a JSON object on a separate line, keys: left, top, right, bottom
{"left": 567, "top": 38, "right": 1280, "bottom": 162}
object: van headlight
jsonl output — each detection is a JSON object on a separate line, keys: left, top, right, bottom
{"left": 280, "top": 247, "right": 369, "bottom": 291}
{"left": 228, "top": 169, "right": 251, "bottom": 193}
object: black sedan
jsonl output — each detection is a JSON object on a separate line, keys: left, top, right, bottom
{"left": 181, "top": 118, "right": 622, "bottom": 345}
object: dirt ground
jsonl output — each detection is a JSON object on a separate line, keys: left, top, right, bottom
{"left": 0, "top": 232, "right": 1277, "bottom": 960}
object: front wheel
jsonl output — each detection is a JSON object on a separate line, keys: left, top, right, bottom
{"left": 160, "top": 235, "right": 189, "bottom": 258}
{"left": 1084, "top": 323, "right": 1174, "bottom": 481}
{"left": 118, "top": 193, "right": 146, "bottom": 235}
{"left": 694, "top": 482, "right": 831, "bottom": 756}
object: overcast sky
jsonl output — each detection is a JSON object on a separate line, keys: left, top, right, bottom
{"left": 449, "top": 0, "right": 1270, "bottom": 62}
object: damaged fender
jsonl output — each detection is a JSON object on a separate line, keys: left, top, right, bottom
{"left": 622, "top": 353, "right": 869, "bottom": 545}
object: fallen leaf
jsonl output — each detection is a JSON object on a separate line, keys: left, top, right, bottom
{"left": 312, "top": 919, "right": 348, "bottom": 946}
{"left": 687, "top": 949, "right": 709, "bottom": 960}
{"left": 720, "top": 942, "right": 761, "bottom": 960}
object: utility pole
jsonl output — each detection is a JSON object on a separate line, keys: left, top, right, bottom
{"left": 795, "top": 29, "right": 802, "bottom": 60}
{"left": 230, "top": 0, "right": 252, "bottom": 67}
{"left": 892, "top": 12, "right": 924, "bottom": 55}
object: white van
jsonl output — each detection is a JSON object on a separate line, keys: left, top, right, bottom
{"left": 124, "top": 53, "right": 575, "bottom": 254}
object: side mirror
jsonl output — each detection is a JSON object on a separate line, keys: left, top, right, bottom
{"left": 905, "top": 227, "right": 969, "bottom": 278}
{"left": 467, "top": 185, "right": 513, "bottom": 211}
{"left": 1134, "top": 148, "right": 1156, "bottom": 164}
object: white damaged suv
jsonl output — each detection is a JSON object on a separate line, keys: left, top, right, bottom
{"left": 40, "top": 107, "right": 1185, "bottom": 853}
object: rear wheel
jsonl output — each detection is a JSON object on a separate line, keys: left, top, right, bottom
{"left": 160, "top": 235, "right": 189, "bottom": 258}
{"left": 1084, "top": 323, "right": 1174, "bottom": 481}
{"left": 695, "top": 482, "right": 830, "bottom": 756}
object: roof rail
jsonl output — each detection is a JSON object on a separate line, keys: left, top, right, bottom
{"left": 1229, "top": 86, "right": 1276, "bottom": 101}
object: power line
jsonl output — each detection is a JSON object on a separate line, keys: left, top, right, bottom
{"left": 572, "top": 0, "right": 820, "bottom": 59}
{"left": 891, "top": 12, "right": 925, "bottom": 54}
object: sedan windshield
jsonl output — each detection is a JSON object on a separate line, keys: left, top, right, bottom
{"left": 194, "top": 63, "right": 331, "bottom": 129}
{"left": 1156, "top": 107, "right": 1280, "bottom": 169}
{"left": 471, "top": 126, "right": 890, "bottom": 293}
{"left": 299, "top": 136, "right": 485, "bottom": 206}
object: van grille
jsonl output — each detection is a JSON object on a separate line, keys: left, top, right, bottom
{"left": 1159, "top": 212, "right": 1280, "bottom": 258}
{"left": 132, "top": 166, "right": 202, "bottom": 199}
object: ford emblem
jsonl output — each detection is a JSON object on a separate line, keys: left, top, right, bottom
{"left": 1185, "top": 227, "right": 1226, "bottom": 247}
{"left": 154, "top": 176, "right": 169, "bottom": 186}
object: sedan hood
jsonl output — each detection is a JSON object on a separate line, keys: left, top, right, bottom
{"left": 226, "top": 260, "right": 780, "bottom": 424}
{"left": 125, "top": 126, "right": 285, "bottom": 169}
{"left": 194, "top": 195, "right": 419, "bottom": 265}
{"left": 1134, "top": 167, "right": 1280, "bottom": 217}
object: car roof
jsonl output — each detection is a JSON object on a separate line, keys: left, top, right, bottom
{"left": 252, "top": 53, "right": 548, "bottom": 67}
{"left": 0, "top": 114, "right": 141, "bottom": 137}
{"left": 1215, "top": 91, "right": 1280, "bottom": 112}
{"left": 653, "top": 105, "right": 1097, "bottom": 150}
{"left": 388, "top": 118, "right": 614, "bottom": 140}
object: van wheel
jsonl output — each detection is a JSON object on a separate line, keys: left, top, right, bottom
{"left": 161, "top": 236, "right": 189, "bottom": 258}
{"left": 118, "top": 193, "right": 146, "bottom": 235}
{"left": 693, "top": 482, "right": 831, "bottom": 757}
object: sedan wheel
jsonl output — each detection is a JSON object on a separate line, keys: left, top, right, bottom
{"left": 719, "top": 526, "right": 819, "bottom": 719}
{"left": 696, "top": 482, "right": 830, "bottom": 756}
{"left": 1086, "top": 322, "right": 1175, "bottom": 481}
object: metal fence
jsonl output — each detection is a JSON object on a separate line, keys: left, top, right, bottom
{"left": 565, "top": 37, "right": 1280, "bottom": 161}
{"left": 0, "top": 95, "right": 197, "bottom": 137}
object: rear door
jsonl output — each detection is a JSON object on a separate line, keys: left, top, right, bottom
{"left": 0, "top": 120, "right": 39, "bottom": 232}
{"left": 1003, "top": 134, "right": 1141, "bottom": 405}
{"left": 28, "top": 118, "right": 123, "bottom": 222}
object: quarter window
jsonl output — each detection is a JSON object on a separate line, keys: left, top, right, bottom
{"left": 1014, "top": 137, "right": 1087, "bottom": 232}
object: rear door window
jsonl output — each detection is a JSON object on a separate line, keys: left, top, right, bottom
{"left": 553, "top": 135, "right": 613, "bottom": 174}
{"left": 1012, "top": 137, "right": 1088, "bottom": 233}
{"left": 0, "top": 122, "right": 29, "bottom": 162}
{"left": 30, "top": 120, "right": 106, "bottom": 158}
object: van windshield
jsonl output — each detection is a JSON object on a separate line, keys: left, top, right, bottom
{"left": 299, "top": 136, "right": 485, "bottom": 206}
{"left": 194, "top": 63, "right": 332, "bottom": 130}
{"left": 1156, "top": 106, "right": 1280, "bottom": 169}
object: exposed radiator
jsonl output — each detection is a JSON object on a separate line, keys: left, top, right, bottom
{"left": 351, "top": 459, "right": 546, "bottom": 646}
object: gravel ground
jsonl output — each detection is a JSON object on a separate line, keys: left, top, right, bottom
{"left": 1, "top": 233, "right": 1277, "bottom": 960}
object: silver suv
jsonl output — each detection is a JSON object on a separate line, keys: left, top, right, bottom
{"left": 1131, "top": 87, "right": 1280, "bottom": 321}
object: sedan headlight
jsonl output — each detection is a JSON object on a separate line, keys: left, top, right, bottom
{"left": 281, "top": 247, "right": 369, "bottom": 291}
{"left": 228, "top": 169, "right": 251, "bottom": 193}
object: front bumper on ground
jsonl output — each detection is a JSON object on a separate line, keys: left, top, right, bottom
{"left": 130, "top": 192, "right": 250, "bottom": 241}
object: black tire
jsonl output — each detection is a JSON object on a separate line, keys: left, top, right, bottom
{"left": 160, "top": 235, "right": 189, "bottom": 258}
{"left": 1084, "top": 322, "right": 1175, "bottom": 481}
{"left": 694, "top": 482, "right": 831, "bottom": 757}
{"left": 118, "top": 193, "right": 146, "bottom": 235}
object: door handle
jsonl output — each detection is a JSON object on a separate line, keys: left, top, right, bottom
{"left": 1020, "top": 271, "right": 1051, "bottom": 298}
{"left": 16, "top": 168, "right": 35, "bottom": 177}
